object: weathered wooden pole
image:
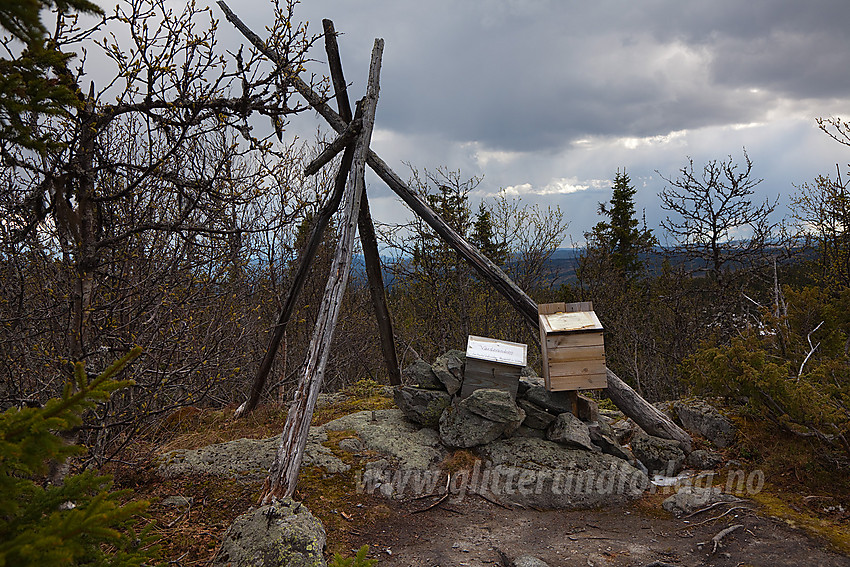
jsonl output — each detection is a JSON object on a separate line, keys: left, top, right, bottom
{"left": 323, "top": 18, "right": 401, "bottom": 386}
{"left": 260, "top": 40, "right": 384, "bottom": 502}
{"left": 217, "top": 1, "right": 538, "bottom": 328}
{"left": 234, "top": 106, "right": 361, "bottom": 419}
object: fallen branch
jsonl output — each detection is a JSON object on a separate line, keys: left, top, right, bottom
{"left": 698, "top": 523, "right": 743, "bottom": 554}
{"left": 412, "top": 473, "right": 451, "bottom": 514}
{"left": 682, "top": 499, "right": 743, "bottom": 519}
{"left": 683, "top": 506, "right": 754, "bottom": 529}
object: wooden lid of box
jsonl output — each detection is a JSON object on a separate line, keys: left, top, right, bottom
{"left": 539, "top": 311, "right": 603, "bottom": 334}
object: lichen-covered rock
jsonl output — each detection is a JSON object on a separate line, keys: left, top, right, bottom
{"left": 546, "top": 412, "right": 597, "bottom": 452}
{"left": 432, "top": 350, "right": 465, "bottom": 395}
{"left": 517, "top": 368, "right": 544, "bottom": 396}
{"left": 610, "top": 418, "right": 637, "bottom": 445}
{"left": 462, "top": 388, "right": 525, "bottom": 424}
{"left": 674, "top": 399, "right": 736, "bottom": 448}
{"left": 686, "top": 449, "right": 725, "bottom": 470}
{"left": 517, "top": 399, "right": 556, "bottom": 430}
{"left": 393, "top": 385, "right": 451, "bottom": 427}
{"left": 324, "top": 409, "right": 446, "bottom": 470}
{"left": 212, "top": 498, "right": 326, "bottom": 567}
{"left": 439, "top": 400, "right": 518, "bottom": 448}
{"left": 476, "top": 437, "right": 648, "bottom": 509}
{"left": 662, "top": 486, "right": 738, "bottom": 516}
{"left": 631, "top": 432, "right": 685, "bottom": 474}
{"left": 402, "top": 359, "right": 444, "bottom": 390}
{"left": 158, "top": 428, "right": 347, "bottom": 481}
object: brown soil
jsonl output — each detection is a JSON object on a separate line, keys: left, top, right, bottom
{"left": 338, "top": 492, "right": 850, "bottom": 567}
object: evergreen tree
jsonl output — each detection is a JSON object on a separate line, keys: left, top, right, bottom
{"left": 471, "top": 202, "right": 508, "bottom": 265}
{"left": 0, "top": 347, "right": 160, "bottom": 566}
{"left": 0, "top": 0, "right": 102, "bottom": 151}
{"left": 589, "top": 169, "right": 657, "bottom": 276}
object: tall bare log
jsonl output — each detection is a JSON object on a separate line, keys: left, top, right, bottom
{"left": 323, "top": 19, "right": 401, "bottom": 386}
{"left": 261, "top": 39, "right": 384, "bottom": 502}
{"left": 217, "top": 1, "right": 538, "bottom": 328}
{"left": 605, "top": 368, "right": 692, "bottom": 451}
{"left": 234, "top": 105, "right": 361, "bottom": 419}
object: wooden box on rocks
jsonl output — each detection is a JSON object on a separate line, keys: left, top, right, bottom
{"left": 538, "top": 302, "right": 607, "bottom": 391}
{"left": 460, "top": 335, "right": 527, "bottom": 400}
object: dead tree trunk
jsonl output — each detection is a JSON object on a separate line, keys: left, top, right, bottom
{"left": 324, "top": 19, "right": 401, "bottom": 386}
{"left": 605, "top": 368, "right": 692, "bottom": 451}
{"left": 260, "top": 40, "right": 384, "bottom": 502}
{"left": 234, "top": 118, "right": 359, "bottom": 419}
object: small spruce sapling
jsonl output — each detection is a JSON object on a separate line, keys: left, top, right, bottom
{"left": 0, "top": 347, "right": 161, "bottom": 566}
{"left": 330, "top": 544, "right": 377, "bottom": 567}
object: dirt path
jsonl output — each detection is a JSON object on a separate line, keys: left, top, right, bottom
{"left": 344, "top": 494, "right": 849, "bottom": 567}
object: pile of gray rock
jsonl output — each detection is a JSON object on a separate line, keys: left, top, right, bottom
{"left": 394, "top": 352, "right": 736, "bottom": 477}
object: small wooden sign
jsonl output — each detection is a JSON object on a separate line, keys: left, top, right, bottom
{"left": 460, "top": 335, "right": 527, "bottom": 400}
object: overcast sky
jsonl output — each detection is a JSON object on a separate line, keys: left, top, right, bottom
{"left": 217, "top": 0, "right": 850, "bottom": 246}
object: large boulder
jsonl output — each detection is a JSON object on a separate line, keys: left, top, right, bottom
{"left": 324, "top": 409, "right": 446, "bottom": 471}
{"left": 674, "top": 399, "right": 736, "bottom": 448}
{"left": 463, "top": 388, "right": 525, "bottom": 424}
{"left": 432, "top": 350, "right": 465, "bottom": 395}
{"left": 439, "top": 401, "right": 510, "bottom": 448}
{"left": 212, "top": 498, "right": 326, "bottom": 567}
{"left": 631, "top": 432, "right": 686, "bottom": 475}
{"left": 546, "top": 412, "right": 597, "bottom": 452}
{"left": 393, "top": 385, "right": 451, "bottom": 427}
{"left": 476, "top": 437, "right": 648, "bottom": 509}
{"left": 686, "top": 449, "right": 725, "bottom": 470}
{"left": 158, "top": 428, "right": 348, "bottom": 481}
{"left": 517, "top": 399, "right": 556, "bottom": 430}
{"left": 402, "top": 359, "right": 444, "bottom": 390}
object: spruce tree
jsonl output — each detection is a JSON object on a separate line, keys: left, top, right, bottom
{"left": 590, "top": 169, "right": 657, "bottom": 276}
{"left": 0, "top": 347, "right": 160, "bottom": 566}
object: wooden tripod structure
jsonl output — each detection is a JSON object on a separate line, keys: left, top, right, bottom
{"left": 218, "top": 3, "right": 690, "bottom": 501}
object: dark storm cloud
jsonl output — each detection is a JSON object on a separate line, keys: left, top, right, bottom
{"left": 279, "top": 0, "right": 849, "bottom": 153}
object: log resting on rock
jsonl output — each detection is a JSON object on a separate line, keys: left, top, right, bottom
{"left": 604, "top": 368, "right": 692, "bottom": 452}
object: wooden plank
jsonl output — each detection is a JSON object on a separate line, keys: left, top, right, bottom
{"left": 563, "top": 301, "right": 593, "bottom": 313}
{"left": 261, "top": 39, "right": 384, "bottom": 503}
{"left": 460, "top": 361, "right": 521, "bottom": 399}
{"left": 549, "top": 372, "right": 608, "bottom": 391}
{"left": 539, "top": 319, "right": 551, "bottom": 389}
{"left": 538, "top": 302, "right": 565, "bottom": 315}
{"left": 546, "top": 332, "right": 604, "bottom": 349}
{"left": 549, "top": 358, "right": 608, "bottom": 378}
{"left": 546, "top": 344, "right": 605, "bottom": 363}
{"left": 466, "top": 335, "right": 527, "bottom": 366}
{"left": 540, "top": 311, "right": 603, "bottom": 333}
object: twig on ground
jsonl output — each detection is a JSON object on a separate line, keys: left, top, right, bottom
{"left": 698, "top": 523, "right": 743, "bottom": 554}
{"left": 475, "top": 489, "right": 512, "bottom": 509}
{"left": 412, "top": 473, "right": 451, "bottom": 514}
{"left": 682, "top": 499, "right": 743, "bottom": 519}
{"left": 682, "top": 506, "right": 754, "bottom": 529}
